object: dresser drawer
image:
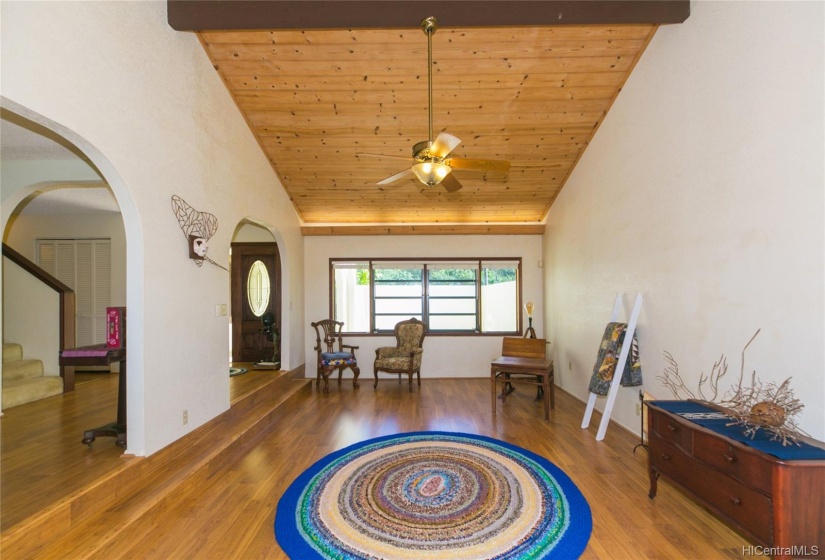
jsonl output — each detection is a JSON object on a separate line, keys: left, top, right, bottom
{"left": 694, "top": 431, "right": 773, "bottom": 494}
{"left": 650, "top": 410, "right": 694, "bottom": 453}
{"left": 652, "top": 435, "right": 773, "bottom": 544}
{"left": 691, "top": 461, "right": 774, "bottom": 544}
{"left": 649, "top": 435, "right": 694, "bottom": 487}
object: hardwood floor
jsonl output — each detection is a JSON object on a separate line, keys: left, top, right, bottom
{"left": 0, "top": 367, "right": 282, "bottom": 532}
{"left": 1, "top": 372, "right": 754, "bottom": 559}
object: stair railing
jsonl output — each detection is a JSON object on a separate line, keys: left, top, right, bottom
{"left": 2, "top": 243, "right": 76, "bottom": 391}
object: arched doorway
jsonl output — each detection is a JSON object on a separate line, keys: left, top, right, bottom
{"left": 229, "top": 220, "right": 283, "bottom": 365}
{"left": 1, "top": 100, "right": 145, "bottom": 455}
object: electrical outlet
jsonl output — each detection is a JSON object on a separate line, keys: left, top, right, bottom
{"left": 183, "top": 410, "right": 188, "bottom": 425}
{"left": 635, "top": 403, "right": 641, "bottom": 417}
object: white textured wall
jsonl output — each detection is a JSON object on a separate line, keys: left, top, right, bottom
{"left": 2, "top": 258, "right": 60, "bottom": 377}
{"left": 544, "top": 1, "right": 825, "bottom": 439}
{"left": 305, "top": 235, "right": 544, "bottom": 381}
{"left": 5, "top": 213, "right": 127, "bottom": 307}
{"left": 1, "top": 2, "right": 304, "bottom": 454}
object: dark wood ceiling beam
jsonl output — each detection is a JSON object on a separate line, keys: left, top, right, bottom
{"left": 168, "top": 1, "right": 689, "bottom": 31}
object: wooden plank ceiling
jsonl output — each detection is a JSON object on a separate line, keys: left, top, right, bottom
{"left": 187, "top": 3, "right": 685, "bottom": 234}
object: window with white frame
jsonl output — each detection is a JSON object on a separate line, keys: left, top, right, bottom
{"left": 330, "top": 258, "right": 520, "bottom": 334}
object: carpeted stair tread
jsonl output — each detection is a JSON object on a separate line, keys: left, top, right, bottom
{"left": 2, "top": 376, "right": 64, "bottom": 409}
{"left": 2, "top": 359, "right": 45, "bottom": 381}
{"left": 3, "top": 343, "right": 24, "bottom": 363}
{"left": 2, "top": 343, "right": 63, "bottom": 409}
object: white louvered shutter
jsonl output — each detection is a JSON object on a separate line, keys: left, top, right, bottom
{"left": 75, "top": 242, "right": 94, "bottom": 345}
{"left": 35, "top": 239, "right": 111, "bottom": 346}
{"left": 93, "top": 241, "right": 112, "bottom": 344}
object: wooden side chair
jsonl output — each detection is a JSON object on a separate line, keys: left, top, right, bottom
{"left": 311, "top": 319, "right": 360, "bottom": 393}
{"left": 373, "top": 317, "right": 427, "bottom": 392}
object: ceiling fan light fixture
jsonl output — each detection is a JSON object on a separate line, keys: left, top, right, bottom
{"left": 412, "top": 161, "right": 451, "bottom": 187}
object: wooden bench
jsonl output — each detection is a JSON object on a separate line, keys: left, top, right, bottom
{"left": 490, "top": 337, "right": 554, "bottom": 421}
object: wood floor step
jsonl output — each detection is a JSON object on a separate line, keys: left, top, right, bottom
{"left": 0, "top": 375, "right": 311, "bottom": 560}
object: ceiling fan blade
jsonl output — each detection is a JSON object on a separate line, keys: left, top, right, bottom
{"left": 446, "top": 157, "right": 511, "bottom": 173}
{"left": 441, "top": 174, "right": 463, "bottom": 193}
{"left": 377, "top": 168, "right": 414, "bottom": 185}
{"left": 429, "top": 132, "right": 462, "bottom": 158}
{"left": 357, "top": 152, "right": 414, "bottom": 162}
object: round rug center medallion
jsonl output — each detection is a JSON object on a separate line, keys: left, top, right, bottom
{"left": 415, "top": 472, "right": 447, "bottom": 497}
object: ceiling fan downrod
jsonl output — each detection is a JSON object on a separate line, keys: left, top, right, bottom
{"left": 421, "top": 16, "right": 438, "bottom": 150}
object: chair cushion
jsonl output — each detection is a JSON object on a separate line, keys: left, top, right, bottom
{"left": 321, "top": 352, "right": 356, "bottom": 366}
{"left": 375, "top": 357, "right": 413, "bottom": 371}
{"left": 375, "top": 347, "right": 408, "bottom": 359}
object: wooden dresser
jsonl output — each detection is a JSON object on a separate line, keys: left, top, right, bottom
{"left": 647, "top": 401, "right": 825, "bottom": 559}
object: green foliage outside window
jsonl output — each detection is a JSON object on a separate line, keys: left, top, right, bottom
{"left": 481, "top": 268, "right": 516, "bottom": 285}
{"left": 429, "top": 269, "right": 476, "bottom": 283}
{"left": 373, "top": 269, "right": 422, "bottom": 282}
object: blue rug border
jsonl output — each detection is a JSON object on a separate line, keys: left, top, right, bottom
{"left": 275, "top": 430, "right": 592, "bottom": 559}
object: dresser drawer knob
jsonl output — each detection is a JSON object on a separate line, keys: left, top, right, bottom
{"left": 723, "top": 454, "right": 736, "bottom": 463}
{"left": 730, "top": 496, "right": 741, "bottom": 506}
{"left": 667, "top": 424, "right": 678, "bottom": 432}
{"left": 661, "top": 453, "right": 671, "bottom": 461}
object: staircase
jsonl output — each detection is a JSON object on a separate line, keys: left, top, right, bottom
{"left": 2, "top": 343, "right": 63, "bottom": 409}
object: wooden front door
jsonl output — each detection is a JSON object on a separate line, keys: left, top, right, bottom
{"left": 231, "top": 242, "right": 281, "bottom": 363}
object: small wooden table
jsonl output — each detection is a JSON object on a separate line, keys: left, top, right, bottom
{"left": 491, "top": 338, "right": 554, "bottom": 421}
{"left": 59, "top": 344, "right": 127, "bottom": 447}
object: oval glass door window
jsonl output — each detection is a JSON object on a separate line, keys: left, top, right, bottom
{"left": 247, "top": 260, "right": 271, "bottom": 317}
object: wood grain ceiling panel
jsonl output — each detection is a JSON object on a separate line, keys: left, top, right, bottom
{"left": 198, "top": 23, "right": 658, "bottom": 230}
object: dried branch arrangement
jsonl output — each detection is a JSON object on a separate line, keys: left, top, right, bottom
{"left": 658, "top": 329, "right": 808, "bottom": 446}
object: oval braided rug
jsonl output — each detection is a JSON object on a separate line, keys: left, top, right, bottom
{"left": 275, "top": 432, "right": 591, "bottom": 559}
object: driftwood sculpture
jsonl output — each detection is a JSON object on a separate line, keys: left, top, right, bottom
{"left": 658, "top": 330, "right": 807, "bottom": 446}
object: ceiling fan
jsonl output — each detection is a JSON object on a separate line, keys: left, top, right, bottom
{"left": 358, "top": 17, "right": 510, "bottom": 192}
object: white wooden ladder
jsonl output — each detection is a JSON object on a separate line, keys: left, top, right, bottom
{"left": 581, "top": 293, "right": 643, "bottom": 441}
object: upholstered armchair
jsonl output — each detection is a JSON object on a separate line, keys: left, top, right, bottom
{"left": 373, "top": 317, "right": 427, "bottom": 392}
{"left": 311, "top": 319, "right": 360, "bottom": 393}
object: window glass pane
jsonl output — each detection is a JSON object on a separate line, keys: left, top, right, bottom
{"left": 481, "top": 265, "right": 518, "bottom": 332}
{"left": 373, "top": 268, "right": 424, "bottom": 332}
{"left": 374, "top": 268, "right": 423, "bottom": 281}
{"left": 374, "top": 283, "right": 421, "bottom": 297}
{"left": 246, "top": 260, "right": 271, "bottom": 317}
{"left": 375, "top": 299, "right": 423, "bottom": 314}
{"left": 429, "top": 283, "right": 475, "bottom": 297}
{"left": 427, "top": 268, "right": 477, "bottom": 330}
{"left": 376, "top": 315, "right": 422, "bottom": 331}
{"left": 429, "top": 298, "right": 476, "bottom": 314}
{"left": 428, "top": 267, "right": 476, "bottom": 281}
{"left": 429, "top": 315, "right": 476, "bottom": 330}
{"left": 334, "top": 266, "right": 370, "bottom": 332}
